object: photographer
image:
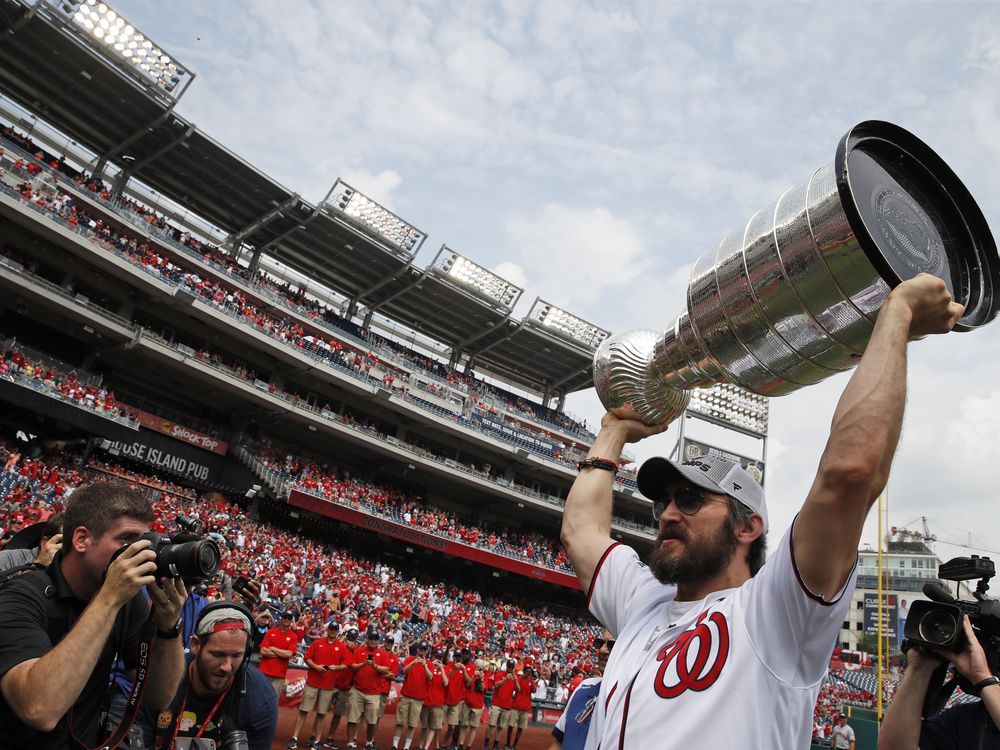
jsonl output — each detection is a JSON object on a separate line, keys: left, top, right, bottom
{"left": 879, "top": 615, "right": 1000, "bottom": 749}
{"left": 136, "top": 601, "right": 279, "bottom": 750}
{"left": 0, "top": 482, "right": 188, "bottom": 749}
{"left": 0, "top": 513, "right": 63, "bottom": 575}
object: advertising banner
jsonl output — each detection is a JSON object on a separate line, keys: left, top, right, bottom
{"left": 289, "top": 489, "right": 579, "bottom": 589}
{"left": 863, "top": 592, "right": 899, "bottom": 640}
{"left": 680, "top": 437, "right": 765, "bottom": 486}
{"left": 104, "top": 428, "right": 225, "bottom": 482}
{"left": 127, "top": 406, "right": 228, "bottom": 455}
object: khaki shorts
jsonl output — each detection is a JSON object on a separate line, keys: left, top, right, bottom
{"left": 333, "top": 688, "right": 349, "bottom": 715}
{"left": 445, "top": 702, "right": 464, "bottom": 725}
{"left": 395, "top": 696, "right": 423, "bottom": 728}
{"left": 301, "top": 685, "right": 335, "bottom": 715}
{"left": 462, "top": 704, "right": 484, "bottom": 728}
{"left": 487, "top": 705, "right": 506, "bottom": 728}
{"left": 347, "top": 687, "right": 381, "bottom": 725}
{"left": 420, "top": 704, "right": 445, "bottom": 730}
{"left": 267, "top": 676, "right": 286, "bottom": 698}
{"left": 512, "top": 708, "right": 531, "bottom": 729}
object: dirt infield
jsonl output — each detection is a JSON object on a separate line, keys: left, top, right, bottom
{"left": 272, "top": 705, "right": 556, "bottom": 750}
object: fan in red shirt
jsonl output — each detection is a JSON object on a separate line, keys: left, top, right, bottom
{"left": 418, "top": 650, "right": 449, "bottom": 750}
{"left": 443, "top": 650, "right": 469, "bottom": 749}
{"left": 290, "top": 621, "right": 349, "bottom": 748}
{"left": 378, "top": 636, "right": 400, "bottom": 733}
{"left": 322, "top": 628, "right": 360, "bottom": 749}
{"left": 460, "top": 659, "right": 487, "bottom": 750}
{"left": 508, "top": 666, "right": 536, "bottom": 749}
{"left": 392, "top": 641, "right": 432, "bottom": 750}
{"left": 485, "top": 662, "right": 517, "bottom": 750}
{"left": 345, "top": 628, "right": 392, "bottom": 750}
{"left": 258, "top": 611, "right": 300, "bottom": 698}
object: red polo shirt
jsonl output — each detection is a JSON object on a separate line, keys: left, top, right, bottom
{"left": 491, "top": 672, "right": 516, "bottom": 710}
{"left": 258, "top": 626, "right": 299, "bottom": 679}
{"left": 304, "top": 638, "right": 345, "bottom": 690}
{"left": 424, "top": 664, "right": 446, "bottom": 708}
{"left": 401, "top": 656, "right": 431, "bottom": 700}
{"left": 444, "top": 663, "right": 466, "bottom": 706}
{"left": 512, "top": 676, "right": 533, "bottom": 711}
{"left": 352, "top": 645, "right": 392, "bottom": 695}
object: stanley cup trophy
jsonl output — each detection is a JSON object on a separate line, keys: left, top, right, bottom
{"left": 594, "top": 121, "right": 1000, "bottom": 424}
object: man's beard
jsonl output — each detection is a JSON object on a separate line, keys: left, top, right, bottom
{"left": 647, "top": 514, "right": 739, "bottom": 585}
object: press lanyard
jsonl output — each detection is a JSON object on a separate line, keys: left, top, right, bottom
{"left": 167, "top": 662, "right": 234, "bottom": 747}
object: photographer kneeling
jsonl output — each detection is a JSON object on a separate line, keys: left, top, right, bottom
{"left": 0, "top": 483, "right": 188, "bottom": 748}
{"left": 879, "top": 615, "right": 1000, "bottom": 749}
{"left": 136, "top": 601, "right": 278, "bottom": 750}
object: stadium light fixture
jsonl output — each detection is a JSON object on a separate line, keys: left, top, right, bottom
{"left": 432, "top": 248, "right": 522, "bottom": 309}
{"left": 528, "top": 298, "right": 610, "bottom": 350}
{"left": 327, "top": 180, "right": 424, "bottom": 256}
{"left": 686, "top": 383, "right": 770, "bottom": 436}
{"left": 51, "top": 0, "right": 193, "bottom": 99}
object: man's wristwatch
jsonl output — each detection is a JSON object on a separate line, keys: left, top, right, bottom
{"left": 155, "top": 619, "right": 182, "bottom": 640}
{"left": 972, "top": 675, "right": 1000, "bottom": 695}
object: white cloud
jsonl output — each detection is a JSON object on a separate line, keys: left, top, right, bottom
{"left": 503, "top": 203, "right": 649, "bottom": 316}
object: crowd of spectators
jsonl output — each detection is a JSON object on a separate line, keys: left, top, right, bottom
{"left": 0, "top": 343, "right": 136, "bottom": 427}
{"left": 0, "top": 127, "right": 596, "bottom": 442}
{"left": 251, "top": 443, "right": 572, "bottom": 572}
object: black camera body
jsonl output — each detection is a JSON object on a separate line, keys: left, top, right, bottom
{"left": 904, "top": 555, "right": 1000, "bottom": 664}
{"left": 111, "top": 531, "right": 221, "bottom": 582}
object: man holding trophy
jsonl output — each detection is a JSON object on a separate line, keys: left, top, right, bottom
{"left": 561, "top": 120, "right": 996, "bottom": 749}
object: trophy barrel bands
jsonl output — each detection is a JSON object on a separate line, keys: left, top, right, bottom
{"left": 592, "top": 120, "right": 999, "bottom": 425}
{"left": 593, "top": 329, "right": 691, "bottom": 425}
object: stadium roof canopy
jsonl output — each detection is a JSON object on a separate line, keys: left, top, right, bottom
{"left": 0, "top": 0, "right": 607, "bottom": 394}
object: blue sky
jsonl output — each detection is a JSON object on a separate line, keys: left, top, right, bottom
{"left": 114, "top": 0, "right": 1000, "bottom": 559}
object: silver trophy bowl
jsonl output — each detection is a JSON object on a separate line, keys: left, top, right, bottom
{"left": 595, "top": 121, "right": 999, "bottom": 424}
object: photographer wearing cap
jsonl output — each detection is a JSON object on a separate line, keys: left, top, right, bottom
{"left": 137, "top": 601, "right": 279, "bottom": 750}
{"left": 0, "top": 482, "right": 188, "bottom": 749}
{"left": 879, "top": 616, "right": 1000, "bottom": 749}
{"left": 561, "top": 274, "right": 964, "bottom": 749}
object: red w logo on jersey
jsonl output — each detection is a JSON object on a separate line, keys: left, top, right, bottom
{"left": 653, "top": 609, "right": 730, "bottom": 698}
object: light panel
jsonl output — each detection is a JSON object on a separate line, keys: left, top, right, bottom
{"left": 686, "top": 383, "right": 769, "bottom": 436}
{"left": 54, "top": 0, "right": 191, "bottom": 97}
{"left": 528, "top": 299, "right": 609, "bottom": 350}
{"left": 436, "top": 250, "right": 521, "bottom": 309}
{"left": 330, "top": 181, "right": 423, "bottom": 254}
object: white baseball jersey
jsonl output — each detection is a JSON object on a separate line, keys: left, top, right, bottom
{"left": 583, "top": 522, "right": 857, "bottom": 750}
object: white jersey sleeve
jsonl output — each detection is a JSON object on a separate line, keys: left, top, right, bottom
{"left": 586, "top": 542, "right": 674, "bottom": 637}
{"left": 740, "top": 516, "right": 858, "bottom": 686}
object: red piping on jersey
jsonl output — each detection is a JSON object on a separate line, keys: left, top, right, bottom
{"left": 604, "top": 681, "right": 618, "bottom": 711}
{"left": 788, "top": 515, "right": 856, "bottom": 606}
{"left": 617, "top": 673, "right": 639, "bottom": 750}
{"left": 586, "top": 542, "right": 622, "bottom": 609}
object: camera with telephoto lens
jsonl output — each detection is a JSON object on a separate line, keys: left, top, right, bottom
{"left": 110, "top": 531, "right": 221, "bottom": 582}
{"left": 903, "top": 555, "right": 1000, "bottom": 717}
{"left": 903, "top": 555, "right": 1000, "bottom": 660}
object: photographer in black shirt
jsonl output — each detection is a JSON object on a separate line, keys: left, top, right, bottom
{"left": 879, "top": 616, "right": 1000, "bottom": 749}
{"left": 0, "top": 483, "right": 188, "bottom": 749}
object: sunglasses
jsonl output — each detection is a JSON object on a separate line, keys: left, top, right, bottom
{"left": 592, "top": 638, "right": 616, "bottom": 651}
{"left": 651, "top": 485, "right": 727, "bottom": 521}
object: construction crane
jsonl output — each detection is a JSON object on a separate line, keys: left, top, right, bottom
{"left": 889, "top": 516, "right": 937, "bottom": 544}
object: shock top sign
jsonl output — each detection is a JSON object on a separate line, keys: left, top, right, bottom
{"left": 127, "top": 406, "right": 228, "bottom": 455}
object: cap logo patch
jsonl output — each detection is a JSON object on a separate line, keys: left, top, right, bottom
{"left": 732, "top": 483, "right": 741, "bottom": 491}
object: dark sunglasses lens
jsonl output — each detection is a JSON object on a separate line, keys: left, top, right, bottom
{"left": 593, "top": 638, "right": 615, "bottom": 650}
{"left": 652, "top": 501, "right": 665, "bottom": 519}
{"left": 674, "top": 487, "right": 705, "bottom": 514}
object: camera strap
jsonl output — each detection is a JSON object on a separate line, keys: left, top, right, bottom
{"left": 70, "top": 616, "right": 156, "bottom": 750}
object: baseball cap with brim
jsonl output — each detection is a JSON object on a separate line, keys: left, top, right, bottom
{"left": 280, "top": 612, "right": 294, "bottom": 620}
{"left": 638, "top": 454, "right": 768, "bottom": 532}
{"left": 326, "top": 621, "right": 340, "bottom": 631}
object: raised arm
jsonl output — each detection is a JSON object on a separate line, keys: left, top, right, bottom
{"left": 561, "top": 416, "right": 667, "bottom": 593}
{"left": 794, "top": 274, "right": 963, "bottom": 599}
